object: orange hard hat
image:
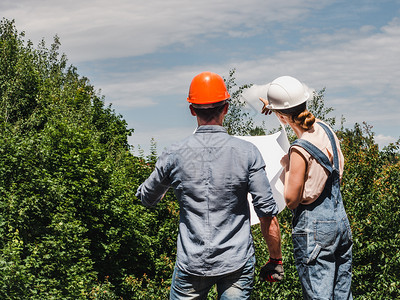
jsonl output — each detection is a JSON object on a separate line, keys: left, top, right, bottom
{"left": 187, "top": 71, "right": 230, "bottom": 105}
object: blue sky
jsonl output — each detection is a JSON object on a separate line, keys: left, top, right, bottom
{"left": 3, "top": 0, "right": 400, "bottom": 154}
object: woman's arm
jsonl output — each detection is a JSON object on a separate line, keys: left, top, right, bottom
{"left": 282, "top": 148, "right": 307, "bottom": 210}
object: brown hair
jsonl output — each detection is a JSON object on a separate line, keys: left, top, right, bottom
{"left": 191, "top": 102, "right": 227, "bottom": 122}
{"left": 277, "top": 103, "right": 315, "bottom": 130}
{"left": 290, "top": 109, "right": 315, "bottom": 130}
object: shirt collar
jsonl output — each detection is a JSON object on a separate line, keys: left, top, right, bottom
{"left": 194, "top": 125, "right": 227, "bottom": 134}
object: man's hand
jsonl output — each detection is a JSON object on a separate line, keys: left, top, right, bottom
{"left": 260, "top": 258, "right": 284, "bottom": 282}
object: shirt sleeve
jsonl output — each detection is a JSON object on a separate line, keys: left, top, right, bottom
{"left": 247, "top": 145, "right": 279, "bottom": 218}
{"left": 135, "top": 151, "right": 172, "bottom": 207}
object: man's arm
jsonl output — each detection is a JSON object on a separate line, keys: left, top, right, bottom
{"left": 259, "top": 216, "right": 284, "bottom": 282}
{"left": 259, "top": 216, "right": 282, "bottom": 259}
{"left": 247, "top": 144, "right": 284, "bottom": 281}
{"left": 135, "top": 152, "right": 171, "bottom": 207}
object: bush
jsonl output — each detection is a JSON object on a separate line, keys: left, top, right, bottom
{"left": 0, "top": 19, "right": 179, "bottom": 298}
{"left": 339, "top": 123, "right": 400, "bottom": 298}
{"left": 1, "top": 18, "right": 399, "bottom": 299}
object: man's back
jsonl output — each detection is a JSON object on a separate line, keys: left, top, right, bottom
{"left": 137, "top": 125, "right": 278, "bottom": 276}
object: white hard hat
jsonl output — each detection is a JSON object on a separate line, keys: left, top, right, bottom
{"left": 266, "top": 76, "right": 310, "bottom": 110}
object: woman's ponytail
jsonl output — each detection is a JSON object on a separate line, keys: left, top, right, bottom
{"left": 292, "top": 109, "right": 315, "bottom": 130}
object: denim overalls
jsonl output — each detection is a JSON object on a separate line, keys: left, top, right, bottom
{"left": 290, "top": 122, "right": 353, "bottom": 300}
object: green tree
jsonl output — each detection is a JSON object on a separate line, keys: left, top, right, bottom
{"left": 223, "top": 69, "right": 265, "bottom": 136}
{"left": 0, "top": 18, "right": 179, "bottom": 299}
{"left": 2, "top": 18, "right": 399, "bottom": 299}
{"left": 308, "top": 87, "right": 337, "bottom": 127}
{"left": 338, "top": 123, "right": 400, "bottom": 298}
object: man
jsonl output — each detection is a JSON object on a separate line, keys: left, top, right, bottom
{"left": 136, "top": 71, "right": 283, "bottom": 299}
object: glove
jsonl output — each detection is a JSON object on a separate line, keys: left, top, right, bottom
{"left": 260, "top": 258, "right": 284, "bottom": 282}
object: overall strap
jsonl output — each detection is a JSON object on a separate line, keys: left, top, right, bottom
{"left": 316, "top": 122, "right": 340, "bottom": 174}
{"left": 290, "top": 139, "right": 333, "bottom": 174}
{"left": 290, "top": 123, "right": 342, "bottom": 218}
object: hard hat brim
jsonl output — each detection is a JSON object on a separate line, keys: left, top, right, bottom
{"left": 269, "top": 101, "right": 307, "bottom": 115}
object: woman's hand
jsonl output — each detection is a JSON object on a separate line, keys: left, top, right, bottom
{"left": 259, "top": 97, "right": 272, "bottom": 115}
{"left": 280, "top": 154, "right": 289, "bottom": 169}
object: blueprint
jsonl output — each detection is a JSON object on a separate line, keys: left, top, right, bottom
{"left": 237, "top": 128, "right": 290, "bottom": 225}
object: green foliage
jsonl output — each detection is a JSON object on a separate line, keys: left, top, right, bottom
{"left": 307, "top": 87, "right": 337, "bottom": 127}
{"left": 338, "top": 123, "right": 400, "bottom": 298}
{"left": 251, "top": 209, "right": 303, "bottom": 299}
{"left": 0, "top": 18, "right": 179, "bottom": 299}
{"left": 88, "top": 277, "right": 119, "bottom": 300}
{"left": 1, "top": 18, "right": 399, "bottom": 299}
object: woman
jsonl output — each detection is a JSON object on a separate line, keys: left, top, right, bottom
{"left": 260, "top": 76, "right": 353, "bottom": 299}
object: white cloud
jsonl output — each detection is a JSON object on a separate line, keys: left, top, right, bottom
{"left": 230, "top": 18, "right": 400, "bottom": 130}
{"left": 3, "top": 0, "right": 328, "bottom": 62}
{"left": 235, "top": 18, "right": 400, "bottom": 90}
{"left": 240, "top": 84, "right": 269, "bottom": 106}
{"left": 95, "top": 68, "right": 196, "bottom": 108}
{"left": 92, "top": 64, "right": 239, "bottom": 108}
{"left": 375, "top": 134, "right": 398, "bottom": 149}
{"left": 114, "top": 17, "right": 400, "bottom": 117}
{"left": 3, "top": 0, "right": 399, "bottom": 154}
{"left": 92, "top": 16, "right": 400, "bottom": 150}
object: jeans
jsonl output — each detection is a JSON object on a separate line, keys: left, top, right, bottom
{"left": 292, "top": 194, "right": 353, "bottom": 300}
{"left": 170, "top": 256, "right": 255, "bottom": 300}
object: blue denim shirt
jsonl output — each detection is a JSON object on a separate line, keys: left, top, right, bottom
{"left": 136, "top": 125, "right": 278, "bottom": 276}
